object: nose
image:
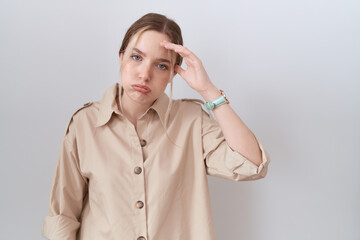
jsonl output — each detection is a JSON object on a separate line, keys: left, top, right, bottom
{"left": 138, "top": 62, "right": 152, "bottom": 82}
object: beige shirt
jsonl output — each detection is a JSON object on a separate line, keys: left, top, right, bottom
{"left": 42, "top": 82, "right": 270, "bottom": 240}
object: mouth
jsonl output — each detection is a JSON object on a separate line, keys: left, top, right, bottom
{"left": 132, "top": 84, "right": 151, "bottom": 94}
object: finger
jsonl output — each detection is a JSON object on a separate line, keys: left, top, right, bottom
{"left": 174, "top": 64, "right": 186, "bottom": 78}
{"left": 160, "top": 40, "right": 182, "bottom": 50}
{"left": 160, "top": 41, "right": 193, "bottom": 58}
{"left": 160, "top": 41, "right": 201, "bottom": 68}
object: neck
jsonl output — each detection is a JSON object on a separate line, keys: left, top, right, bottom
{"left": 119, "top": 91, "right": 152, "bottom": 125}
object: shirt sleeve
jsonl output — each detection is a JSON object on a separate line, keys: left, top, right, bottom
{"left": 42, "top": 118, "right": 88, "bottom": 240}
{"left": 201, "top": 108, "right": 270, "bottom": 181}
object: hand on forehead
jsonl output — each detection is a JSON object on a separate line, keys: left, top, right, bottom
{"left": 130, "top": 30, "right": 174, "bottom": 63}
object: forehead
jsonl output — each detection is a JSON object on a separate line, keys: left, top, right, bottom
{"left": 131, "top": 30, "right": 172, "bottom": 59}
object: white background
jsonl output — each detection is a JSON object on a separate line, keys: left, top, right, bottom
{"left": 0, "top": 0, "right": 359, "bottom": 239}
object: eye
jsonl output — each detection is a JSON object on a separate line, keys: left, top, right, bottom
{"left": 131, "top": 55, "right": 142, "bottom": 61}
{"left": 157, "top": 64, "right": 168, "bottom": 70}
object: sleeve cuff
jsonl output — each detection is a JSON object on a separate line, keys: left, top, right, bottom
{"left": 42, "top": 215, "right": 80, "bottom": 240}
{"left": 224, "top": 135, "right": 270, "bottom": 181}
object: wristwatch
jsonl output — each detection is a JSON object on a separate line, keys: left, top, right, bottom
{"left": 204, "top": 90, "right": 230, "bottom": 110}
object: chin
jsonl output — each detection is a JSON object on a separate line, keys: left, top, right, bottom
{"left": 130, "top": 91, "right": 154, "bottom": 103}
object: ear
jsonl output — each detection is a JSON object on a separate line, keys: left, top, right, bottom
{"left": 119, "top": 52, "right": 125, "bottom": 71}
{"left": 119, "top": 52, "right": 124, "bottom": 62}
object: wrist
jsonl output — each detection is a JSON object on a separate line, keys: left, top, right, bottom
{"left": 204, "top": 89, "right": 230, "bottom": 111}
{"left": 199, "top": 85, "right": 221, "bottom": 102}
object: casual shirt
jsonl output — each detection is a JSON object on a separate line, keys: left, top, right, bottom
{"left": 42, "top": 82, "right": 270, "bottom": 240}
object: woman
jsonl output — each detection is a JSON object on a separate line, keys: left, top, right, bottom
{"left": 42, "top": 13, "right": 270, "bottom": 240}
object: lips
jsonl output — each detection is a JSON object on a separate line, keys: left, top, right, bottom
{"left": 132, "top": 84, "right": 151, "bottom": 94}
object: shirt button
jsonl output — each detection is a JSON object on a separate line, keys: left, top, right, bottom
{"left": 134, "top": 166, "right": 142, "bottom": 174}
{"left": 137, "top": 237, "right": 146, "bottom": 240}
{"left": 135, "top": 201, "right": 144, "bottom": 209}
{"left": 140, "top": 139, "right": 147, "bottom": 147}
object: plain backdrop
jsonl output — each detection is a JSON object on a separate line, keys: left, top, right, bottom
{"left": 1, "top": 0, "right": 359, "bottom": 239}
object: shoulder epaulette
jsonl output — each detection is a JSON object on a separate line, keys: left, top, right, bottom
{"left": 181, "top": 98, "right": 205, "bottom": 105}
{"left": 64, "top": 102, "right": 93, "bottom": 137}
{"left": 181, "top": 98, "right": 213, "bottom": 116}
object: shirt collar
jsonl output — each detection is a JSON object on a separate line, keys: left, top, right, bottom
{"left": 96, "top": 82, "right": 170, "bottom": 128}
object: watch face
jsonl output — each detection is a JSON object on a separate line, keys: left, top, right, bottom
{"left": 205, "top": 102, "right": 215, "bottom": 110}
{"left": 209, "top": 102, "right": 215, "bottom": 110}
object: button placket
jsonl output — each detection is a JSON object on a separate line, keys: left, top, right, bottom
{"left": 129, "top": 123, "right": 147, "bottom": 239}
{"left": 132, "top": 116, "right": 149, "bottom": 239}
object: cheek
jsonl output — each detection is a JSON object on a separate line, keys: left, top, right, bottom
{"left": 159, "top": 76, "right": 171, "bottom": 88}
{"left": 121, "top": 64, "right": 135, "bottom": 79}
{"left": 154, "top": 68, "right": 171, "bottom": 78}
{"left": 154, "top": 71, "right": 169, "bottom": 81}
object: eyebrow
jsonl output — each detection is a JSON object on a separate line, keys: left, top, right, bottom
{"left": 133, "top": 48, "right": 171, "bottom": 63}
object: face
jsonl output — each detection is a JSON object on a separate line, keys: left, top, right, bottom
{"left": 120, "top": 30, "right": 175, "bottom": 107}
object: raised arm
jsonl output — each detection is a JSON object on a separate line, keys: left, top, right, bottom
{"left": 161, "top": 40, "right": 263, "bottom": 166}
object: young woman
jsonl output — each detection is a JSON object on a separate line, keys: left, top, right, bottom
{"left": 42, "top": 13, "right": 270, "bottom": 240}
